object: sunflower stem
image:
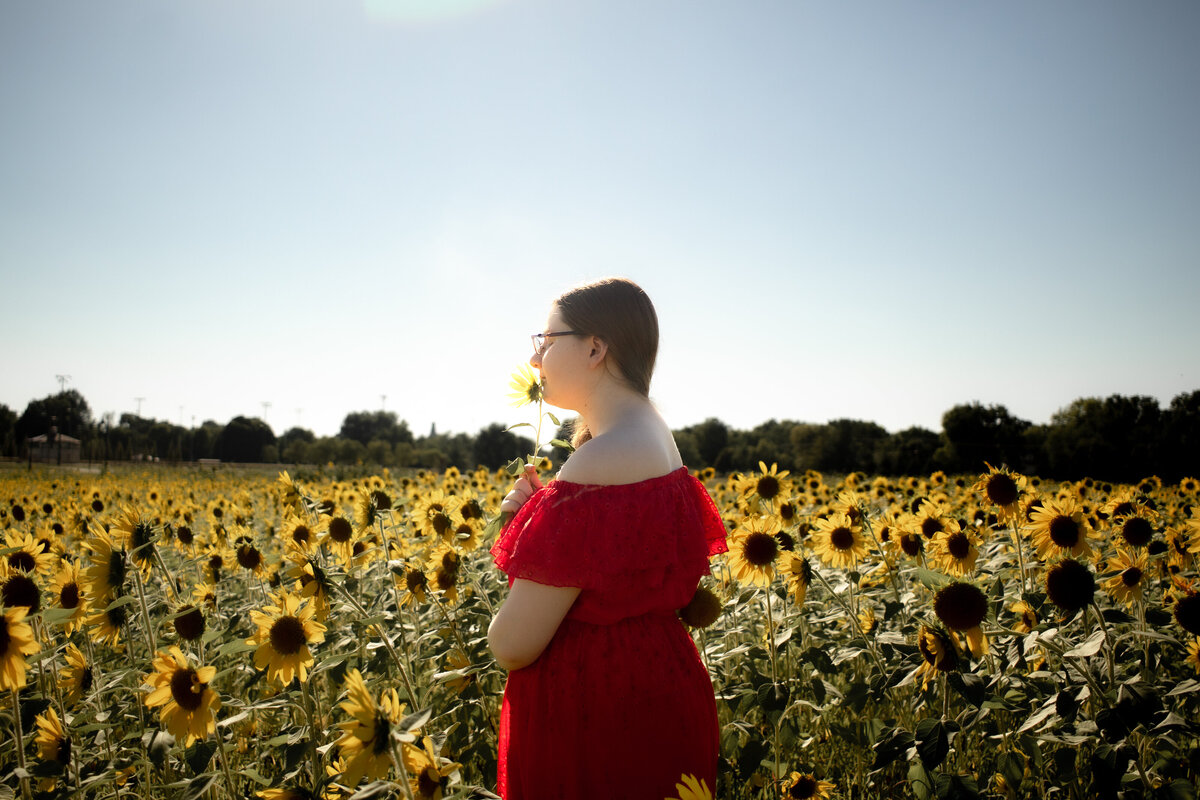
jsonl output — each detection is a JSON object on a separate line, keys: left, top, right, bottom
{"left": 327, "top": 580, "right": 421, "bottom": 708}
{"left": 1008, "top": 519, "right": 1028, "bottom": 598}
{"left": 129, "top": 562, "right": 159, "bottom": 660}
{"left": 10, "top": 689, "right": 34, "bottom": 800}
{"left": 300, "top": 678, "right": 323, "bottom": 789}
{"left": 388, "top": 734, "right": 417, "bottom": 800}
{"left": 1090, "top": 602, "right": 1116, "bottom": 689}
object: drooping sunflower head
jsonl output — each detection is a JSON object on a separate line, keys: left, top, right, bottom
{"left": 916, "top": 624, "right": 960, "bottom": 689}
{"left": 113, "top": 505, "right": 157, "bottom": 570}
{"left": 0, "top": 606, "right": 40, "bottom": 691}
{"left": 0, "top": 564, "right": 42, "bottom": 613}
{"left": 783, "top": 771, "right": 836, "bottom": 799}
{"left": 1045, "top": 558, "right": 1096, "bottom": 613}
{"left": 336, "top": 669, "right": 406, "bottom": 786}
{"left": 679, "top": 586, "right": 723, "bottom": 629}
{"left": 34, "top": 707, "right": 71, "bottom": 765}
{"left": 1174, "top": 589, "right": 1200, "bottom": 637}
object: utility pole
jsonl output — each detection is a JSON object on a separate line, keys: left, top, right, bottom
{"left": 381, "top": 394, "right": 387, "bottom": 411}
{"left": 135, "top": 397, "right": 145, "bottom": 417}
{"left": 261, "top": 401, "right": 271, "bottom": 424}
{"left": 55, "top": 374, "right": 71, "bottom": 392}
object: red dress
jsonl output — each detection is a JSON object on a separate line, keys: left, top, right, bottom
{"left": 490, "top": 466, "right": 728, "bottom": 800}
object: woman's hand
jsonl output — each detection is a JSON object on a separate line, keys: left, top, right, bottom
{"left": 499, "top": 464, "right": 544, "bottom": 515}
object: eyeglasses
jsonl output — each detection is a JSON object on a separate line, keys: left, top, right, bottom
{"left": 531, "top": 330, "right": 582, "bottom": 356}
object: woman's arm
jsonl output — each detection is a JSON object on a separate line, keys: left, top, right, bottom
{"left": 487, "top": 579, "right": 581, "bottom": 671}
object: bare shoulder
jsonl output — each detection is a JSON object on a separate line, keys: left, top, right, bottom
{"left": 557, "top": 417, "right": 682, "bottom": 487}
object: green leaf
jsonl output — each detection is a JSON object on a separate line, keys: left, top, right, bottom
{"left": 105, "top": 593, "right": 138, "bottom": 612}
{"left": 914, "top": 718, "right": 950, "bottom": 768}
{"left": 872, "top": 728, "right": 915, "bottom": 770}
{"left": 546, "top": 411, "right": 561, "bottom": 426}
{"left": 398, "top": 707, "right": 432, "bottom": 734}
{"left": 549, "top": 438, "right": 575, "bottom": 452}
{"left": 241, "top": 767, "right": 271, "bottom": 786}
{"left": 504, "top": 457, "right": 525, "bottom": 475}
{"left": 914, "top": 568, "right": 952, "bottom": 590}
{"left": 184, "top": 740, "right": 218, "bottom": 775}
{"left": 180, "top": 775, "right": 219, "bottom": 800}
{"left": 1064, "top": 630, "right": 1105, "bottom": 658}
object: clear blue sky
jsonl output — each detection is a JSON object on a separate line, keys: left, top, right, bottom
{"left": 3, "top": 1, "right": 1198, "bottom": 439}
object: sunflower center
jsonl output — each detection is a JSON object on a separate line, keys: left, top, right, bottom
{"left": 237, "top": 545, "right": 262, "bottom": 570}
{"left": 169, "top": 667, "right": 206, "bottom": 711}
{"left": 8, "top": 551, "right": 36, "bottom": 573}
{"left": 1120, "top": 567, "right": 1143, "bottom": 587}
{"left": 269, "top": 615, "right": 308, "bottom": 656}
{"left": 107, "top": 550, "right": 128, "bottom": 590}
{"left": 1048, "top": 515, "right": 1080, "bottom": 547}
{"left": 788, "top": 776, "right": 818, "bottom": 799}
{"left": 743, "top": 532, "right": 779, "bottom": 566}
{"left": 985, "top": 473, "right": 1019, "bottom": 507}
{"left": 175, "top": 606, "right": 206, "bottom": 641}
{"left": 1112, "top": 501, "right": 1134, "bottom": 517}
{"left": 432, "top": 513, "right": 452, "bottom": 537}
{"left": 80, "top": 666, "right": 93, "bottom": 692}
{"left": 0, "top": 618, "right": 10, "bottom": 652}
{"left": 946, "top": 532, "right": 971, "bottom": 559}
{"left": 418, "top": 768, "right": 442, "bottom": 796}
{"left": 292, "top": 525, "right": 312, "bottom": 545}
{"left": 106, "top": 604, "right": 128, "bottom": 628}
{"left": 60, "top": 582, "right": 81, "bottom": 609}
{"left": 1120, "top": 517, "right": 1153, "bottom": 547}
{"left": 830, "top": 526, "right": 855, "bottom": 551}
{"left": 900, "top": 532, "right": 923, "bottom": 557}
{"left": 774, "top": 531, "right": 795, "bottom": 552}
{"left": 920, "top": 517, "right": 944, "bottom": 538}
{"left": 329, "top": 517, "right": 353, "bottom": 543}
{"left": 372, "top": 713, "right": 392, "bottom": 755}
{"left": 756, "top": 476, "right": 781, "bottom": 500}
{"left": 177, "top": 526, "right": 194, "bottom": 545}
{"left": 933, "top": 582, "right": 988, "bottom": 631}
{"left": 1175, "top": 594, "right": 1200, "bottom": 636}
{"left": 2, "top": 573, "right": 40, "bottom": 612}
{"left": 406, "top": 570, "right": 427, "bottom": 592}
{"left": 1045, "top": 559, "right": 1095, "bottom": 612}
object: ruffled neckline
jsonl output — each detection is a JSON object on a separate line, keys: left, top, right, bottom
{"left": 548, "top": 465, "right": 691, "bottom": 490}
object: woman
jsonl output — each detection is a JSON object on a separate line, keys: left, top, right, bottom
{"left": 488, "top": 277, "right": 728, "bottom": 799}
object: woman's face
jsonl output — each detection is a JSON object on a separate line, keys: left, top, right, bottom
{"left": 530, "top": 306, "right": 589, "bottom": 410}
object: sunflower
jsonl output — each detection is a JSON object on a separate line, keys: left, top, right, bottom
{"left": 411, "top": 491, "right": 464, "bottom": 542}
{"left": 930, "top": 528, "right": 980, "bottom": 577}
{"left": 783, "top": 771, "right": 836, "bottom": 799}
{"left": 33, "top": 706, "right": 71, "bottom": 768}
{"left": 1010, "top": 600, "right": 1039, "bottom": 634}
{"left": 173, "top": 603, "right": 207, "bottom": 642}
{"left": 1029, "top": 497, "right": 1094, "bottom": 562}
{"left": 3, "top": 529, "right": 57, "bottom": 576}
{"left": 335, "top": 668, "right": 406, "bottom": 786}
{"left": 83, "top": 528, "right": 127, "bottom": 602}
{"left": 280, "top": 512, "right": 324, "bottom": 555}
{"left": 1103, "top": 549, "right": 1148, "bottom": 607}
{"left": 1114, "top": 511, "right": 1156, "bottom": 549}
{"left": 915, "top": 624, "right": 961, "bottom": 690}
{"left": 59, "top": 643, "right": 94, "bottom": 706}
{"left": 111, "top": 504, "right": 158, "bottom": 575}
{"left": 973, "top": 464, "right": 1026, "bottom": 524}
{"left": 1187, "top": 638, "right": 1200, "bottom": 675}
{"left": 399, "top": 563, "right": 430, "bottom": 607}
{"left": 403, "top": 735, "right": 461, "bottom": 799}
{"left": 285, "top": 547, "right": 333, "bottom": 621}
{"left": 933, "top": 581, "right": 989, "bottom": 657}
{"left": 0, "top": 606, "right": 40, "bottom": 690}
{"left": 143, "top": 646, "right": 220, "bottom": 746}
{"left": 679, "top": 586, "right": 723, "bottom": 628}
{"left": 257, "top": 788, "right": 318, "bottom": 800}
{"left": 0, "top": 561, "right": 41, "bottom": 613}
{"left": 88, "top": 601, "right": 129, "bottom": 648}
{"left": 910, "top": 501, "right": 958, "bottom": 541}
{"left": 247, "top": 590, "right": 327, "bottom": 685}
{"left": 277, "top": 471, "right": 307, "bottom": 514}
{"left": 738, "top": 462, "right": 793, "bottom": 509}
{"left": 1174, "top": 587, "right": 1200, "bottom": 637}
{"left": 1045, "top": 558, "right": 1096, "bottom": 613}
{"left": 322, "top": 514, "right": 360, "bottom": 565}
{"left": 508, "top": 364, "right": 544, "bottom": 407}
{"left": 811, "top": 512, "right": 870, "bottom": 568}
{"left": 48, "top": 560, "right": 88, "bottom": 633}
{"left": 780, "top": 554, "right": 814, "bottom": 605}
{"left": 666, "top": 774, "right": 713, "bottom": 800}
{"left": 726, "top": 515, "right": 782, "bottom": 587}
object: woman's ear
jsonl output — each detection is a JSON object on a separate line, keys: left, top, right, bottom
{"left": 587, "top": 336, "right": 608, "bottom": 367}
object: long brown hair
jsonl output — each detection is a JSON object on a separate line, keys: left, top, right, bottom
{"left": 555, "top": 277, "right": 659, "bottom": 448}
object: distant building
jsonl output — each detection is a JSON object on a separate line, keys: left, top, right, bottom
{"left": 28, "top": 428, "right": 81, "bottom": 464}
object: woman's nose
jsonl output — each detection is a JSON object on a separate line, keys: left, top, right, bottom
{"left": 529, "top": 350, "right": 542, "bottom": 368}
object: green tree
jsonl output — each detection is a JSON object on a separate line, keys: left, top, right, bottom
{"left": 876, "top": 426, "right": 941, "bottom": 476}
{"left": 16, "top": 390, "right": 94, "bottom": 444}
{"left": 214, "top": 416, "right": 276, "bottom": 463}
{"left": 473, "top": 423, "right": 533, "bottom": 470}
{"left": 937, "top": 402, "right": 1029, "bottom": 474}
{"left": 1045, "top": 395, "right": 1162, "bottom": 481}
{"left": 339, "top": 411, "right": 414, "bottom": 447}
{"left": 0, "top": 404, "right": 16, "bottom": 457}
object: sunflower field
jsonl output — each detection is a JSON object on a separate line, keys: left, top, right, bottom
{"left": 1, "top": 460, "right": 1199, "bottom": 800}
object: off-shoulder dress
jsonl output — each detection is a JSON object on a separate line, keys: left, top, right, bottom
{"left": 490, "top": 466, "right": 728, "bottom": 800}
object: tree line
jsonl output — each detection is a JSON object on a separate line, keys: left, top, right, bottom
{"left": 2, "top": 388, "right": 1197, "bottom": 482}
